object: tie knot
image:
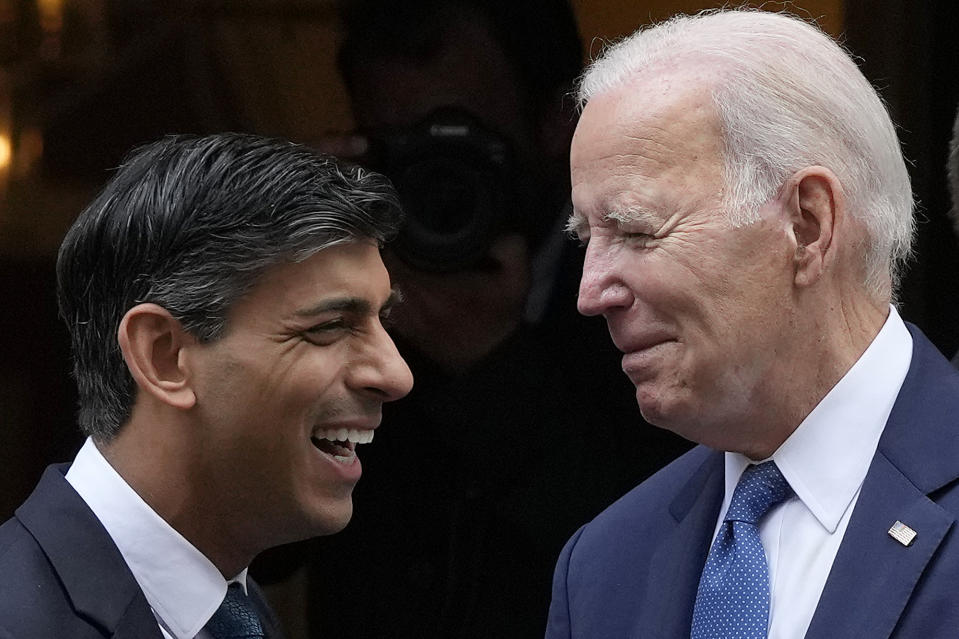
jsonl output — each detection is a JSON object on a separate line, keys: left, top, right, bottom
{"left": 205, "top": 582, "right": 265, "bottom": 639}
{"left": 724, "top": 461, "right": 791, "bottom": 525}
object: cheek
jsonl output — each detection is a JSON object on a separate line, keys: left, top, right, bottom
{"left": 261, "top": 353, "right": 336, "bottom": 406}
{"left": 683, "top": 238, "right": 788, "bottom": 334}
{"left": 637, "top": 255, "right": 725, "bottom": 324}
{"left": 616, "top": 252, "right": 679, "bottom": 304}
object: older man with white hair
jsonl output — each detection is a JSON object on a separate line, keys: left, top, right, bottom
{"left": 547, "top": 9, "right": 959, "bottom": 639}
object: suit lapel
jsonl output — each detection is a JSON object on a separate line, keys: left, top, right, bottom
{"left": 805, "top": 452, "right": 953, "bottom": 639}
{"left": 110, "top": 598, "right": 167, "bottom": 639}
{"left": 806, "top": 325, "right": 959, "bottom": 639}
{"left": 636, "top": 450, "right": 724, "bottom": 639}
{"left": 16, "top": 465, "right": 164, "bottom": 639}
{"left": 249, "top": 578, "right": 287, "bottom": 639}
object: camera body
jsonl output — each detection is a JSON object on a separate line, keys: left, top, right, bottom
{"left": 363, "top": 107, "right": 516, "bottom": 272}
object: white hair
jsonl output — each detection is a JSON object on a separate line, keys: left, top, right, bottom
{"left": 947, "top": 105, "right": 959, "bottom": 233}
{"left": 578, "top": 9, "right": 914, "bottom": 300}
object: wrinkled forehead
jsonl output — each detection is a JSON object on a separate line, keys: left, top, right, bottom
{"left": 573, "top": 67, "right": 723, "bottom": 163}
{"left": 569, "top": 72, "right": 726, "bottom": 228}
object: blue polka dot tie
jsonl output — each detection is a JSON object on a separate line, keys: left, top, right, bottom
{"left": 204, "top": 582, "right": 265, "bottom": 639}
{"left": 690, "top": 461, "right": 792, "bottom": 638}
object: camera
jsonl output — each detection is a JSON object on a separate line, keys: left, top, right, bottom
{"left": 362, "top": 106, "right": 515, "bottom": 272}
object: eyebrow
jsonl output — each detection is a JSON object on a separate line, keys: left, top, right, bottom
{"left": 604, "top": 206, "right": 660, "bottom": 227}
{"left": 294, "top": 288, "right": 403, "bottom": 318}
{"left": 565, "top": 210, "right": 588, "bottom": 238}
{"left": 566, "top": 205, "right": 661, "bottom": 239}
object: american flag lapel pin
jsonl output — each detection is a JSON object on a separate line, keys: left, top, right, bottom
{"left": 888, "top": 520, "right": 917, "bottom": 547}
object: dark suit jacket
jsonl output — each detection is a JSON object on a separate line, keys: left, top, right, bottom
{"left": 0, "top": 464, "right": 283, "bottom": 638}
{"left": 547, "top": 325, "right": 959, "bottom": 638}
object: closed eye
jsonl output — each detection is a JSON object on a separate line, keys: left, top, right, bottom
{"left": 303, "top": 319, "right": 352, "bottom": 345}
{"left": 622, "top": 231, "right": 657, "bottom": 247}
{"left": 605, "top": 209, "right": 660, "bottom": 246}
{"left": 307, "top": 319, "right": 348, "bottom": 332}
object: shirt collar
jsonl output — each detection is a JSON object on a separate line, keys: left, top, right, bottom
{"left": 724, "top": 305, "right": 913, "bottom": 533}
{"left": 66, "top": 438, "right": 248, "bottom": 639}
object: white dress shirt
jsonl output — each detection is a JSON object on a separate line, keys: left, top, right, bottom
{"left": 66, "top": 438, "right": 248, "bottom": 639}
{"left": 713, "top": 306, "right": 913, "bottom": 638}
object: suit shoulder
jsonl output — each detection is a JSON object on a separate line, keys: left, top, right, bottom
{"left": 0, "top": 516, "right": 50, "bottom": 589}
{"left": 0, "top": 517, "right": 100, "bottom": 637}
{"left": 0, "top": 527, "right": 147, "bottom": 637}
{"left": 548, "top": 446, "right": 720, "bottom": 637}
{"left": 570, "top": 446, "right": 716, "bottom": 551}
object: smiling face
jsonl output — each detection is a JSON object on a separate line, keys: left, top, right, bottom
{"left": 186, "top": 241, "right": 413, "bottom": 549}
{"left": 569, "top": 73, "right": 799, "bottom": 453}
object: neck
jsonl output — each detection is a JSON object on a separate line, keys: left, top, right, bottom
{"left": 737, "top": 292, "right": 889, "bottom": 460}
{"left": 100, "top": 409, "right": 258, "bottom": 578}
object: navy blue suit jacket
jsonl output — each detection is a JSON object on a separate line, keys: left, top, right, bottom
{"left": 0, "top": 464, "right": 283, "bottom": 638}
{"left": 547, "top": 325, "right": 959, "bottom": 638}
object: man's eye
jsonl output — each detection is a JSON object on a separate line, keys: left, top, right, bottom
{"left": 303, "top": 320, "right": 350, "bottom": 344}
{"left": 308, "top": 320, "right": 347, "bottom": 332}
{"left": 624, "top": 232, "right": 655, "bottom": 245}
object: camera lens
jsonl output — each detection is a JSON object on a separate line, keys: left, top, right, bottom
{"left": 368, "top": 107, "right": 514, "bottom": 272}
{"left": 391, "top": 154, "right": 502, "bottom": 272}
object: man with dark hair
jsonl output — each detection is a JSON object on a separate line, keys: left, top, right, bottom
{"left": 0, "top": 133, "right": 413, "bottom": 638}
{"left": 284, "top": 1, "right": 688, "bottom": 638}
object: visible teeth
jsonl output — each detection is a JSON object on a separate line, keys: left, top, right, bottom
{"left": 333, "top": 450, "right": 356, "bottom": 464}
{"left": 313, "top": 428, "right": 375, "bottom": 445}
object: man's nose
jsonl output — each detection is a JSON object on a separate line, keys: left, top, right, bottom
{"left": 355, "top": 325, "right": 414, "bottom": 402}
{"left": 577, "top": 244, "right": 631, "bottom": 317}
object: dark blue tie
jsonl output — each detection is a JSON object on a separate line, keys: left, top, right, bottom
{"left": 205, "top": 582, "right": 265, "bottom": 639}
{"left": 690, "top": 461, "right": 792, "bottom": 639}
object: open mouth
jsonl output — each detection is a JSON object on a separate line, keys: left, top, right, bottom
{"left": 310, "top": 428, "right": 374, "bottom": 464}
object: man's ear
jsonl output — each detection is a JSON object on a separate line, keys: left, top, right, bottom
{"left": 117, "top": 303, "right": 197, "bottom": 410}
{"left": 782, "top": 166, "right": 844, "bottom": 288}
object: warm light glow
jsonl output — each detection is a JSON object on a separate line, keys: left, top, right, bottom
{"left": 15, "top": 127, "right": 43, "bottom": 176}
{"left": 37, "top": 0, "right": 64, "bottom": 25}
{"left": 0, "top": 135, "right": 12, "bottom": 170}
{"left": 36, "top": 0, "right": 64, "bottom": 58}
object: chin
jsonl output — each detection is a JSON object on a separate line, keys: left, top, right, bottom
{"left": 636, "top": 386, "right": 698, "bottom": 437}
{"left": 310, "top": 499, "right": 355, "bottom": 537}
{"left": 269, "top": 500, "right": 354, "bottom": 546}
{"left": 635, "top": 384, "right": 674, "bottom": 425}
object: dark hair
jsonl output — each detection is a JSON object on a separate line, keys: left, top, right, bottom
{"left": 57, "top": 133, "right": 403, "bottom": 441}
{"left": 336, "top": 0, "right": 583, "bottom": 119}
